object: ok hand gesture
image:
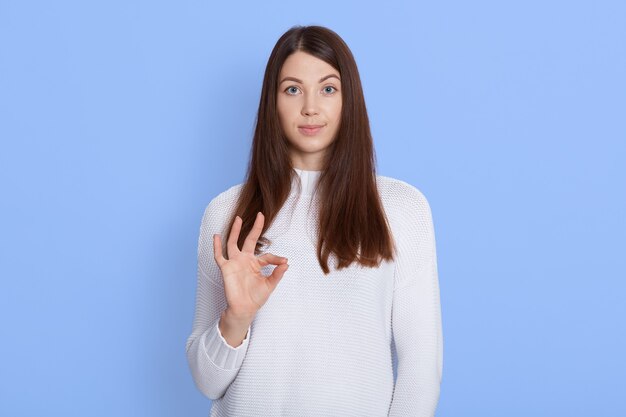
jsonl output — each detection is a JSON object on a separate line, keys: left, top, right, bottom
{"left": 213, "top": 212, "right": 289, "bottom": 320}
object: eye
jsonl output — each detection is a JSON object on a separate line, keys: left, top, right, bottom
{"left": 283, "top": 85, "right": 339, "bottom": 95}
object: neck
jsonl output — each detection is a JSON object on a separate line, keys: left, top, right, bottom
{"left": 291, "top": 167, "right": 321, "bottom": 197}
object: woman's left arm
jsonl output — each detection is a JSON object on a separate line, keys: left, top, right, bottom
{"left": 388, "top": 185, "right": 443, "bottom": 417}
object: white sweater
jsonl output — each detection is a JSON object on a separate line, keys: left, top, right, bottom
{"left": 186, "top": 168, "right": 443, "bottom": 417}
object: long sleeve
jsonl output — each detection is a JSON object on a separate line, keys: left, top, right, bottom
{"left": 185, "top": 196, "right": 252, "bottom": 400}
{"left": 388, "top": 186, "right": 443, "bottom": 417}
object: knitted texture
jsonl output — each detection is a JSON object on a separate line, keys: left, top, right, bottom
{"left": 186, "top": 168, "right": 443, "bottom": 416}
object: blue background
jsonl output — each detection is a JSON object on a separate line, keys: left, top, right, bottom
{"left": 1, "top": 1, "right": 624, "bottom": 416}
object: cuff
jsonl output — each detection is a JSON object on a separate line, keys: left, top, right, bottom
{"left": 202, "top": 320, "right": 251, "bottom": 370}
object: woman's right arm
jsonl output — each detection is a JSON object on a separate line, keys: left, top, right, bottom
{"left": 185, "top": 196, "right": 289, "bottom": 400}
{"left": 185, "top": 198, "right": 251, "bottom": 400}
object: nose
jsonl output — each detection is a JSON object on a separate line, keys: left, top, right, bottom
{"left": 301, "top": 94, "right": 319, "bottom": 117}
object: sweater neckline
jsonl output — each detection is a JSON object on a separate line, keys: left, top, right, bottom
{"left": 291, "top": 167, "right": 321, "bottom": 197}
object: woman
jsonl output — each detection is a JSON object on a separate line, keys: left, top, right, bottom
{"left": 186, "top": 25, "right": 443, "bottom": 417}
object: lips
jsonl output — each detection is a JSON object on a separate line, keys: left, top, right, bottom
{"left": 298, "top": 125, "right": 324, "bottom": 136}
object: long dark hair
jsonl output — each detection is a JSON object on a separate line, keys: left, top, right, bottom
{"left": 224, "top": 25, "right": 396, "bottom": 274}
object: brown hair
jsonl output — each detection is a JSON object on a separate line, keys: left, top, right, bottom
{"left": 224, "top": 25, "right": 396, "bottom": 274}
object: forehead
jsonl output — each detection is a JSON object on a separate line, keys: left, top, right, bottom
{"left": 279, "top": 51, "right": 339, "bottom": 79}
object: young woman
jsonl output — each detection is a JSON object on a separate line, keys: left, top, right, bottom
{"left": 186, "top": 25, "right": 443, "bottom": 417}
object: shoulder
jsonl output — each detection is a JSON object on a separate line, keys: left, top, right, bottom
{"left": 200, "top": 182, "right": 244, "bottom": 231}
{"left": 375, "top": 174, "right": 433, "bottom": 220}
{"left": 208, "top": 182, "right": 244, "bottom": 208}
{"left": 375, "top": 176, "right": 437, "bottom": 284}
{"left": 375, "top": 174, "right": 437, "bottom": 253}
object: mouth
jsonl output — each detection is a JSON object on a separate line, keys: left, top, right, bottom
{"left": 298, "top": 125, "right": 325, "bottom": 136}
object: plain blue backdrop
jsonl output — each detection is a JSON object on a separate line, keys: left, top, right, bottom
{"left": 1, "top": 0, "right": 624, "bottom": 416}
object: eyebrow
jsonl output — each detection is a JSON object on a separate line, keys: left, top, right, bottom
{"left": 279, "top": 74, "right": 341, "bottom": 84}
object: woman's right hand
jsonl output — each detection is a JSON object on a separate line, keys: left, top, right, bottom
{"left": 213, "top": 211, "right": 289, "bottom": 321}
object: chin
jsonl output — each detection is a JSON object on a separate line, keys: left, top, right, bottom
{"left": 297, "top": 138, "right": 333, "bottom": 148}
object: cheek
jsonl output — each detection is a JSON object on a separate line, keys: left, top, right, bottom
{"left": 276, "top": 103, "right": 290, "bottom": 126}
{"left": 277, "top": 100, "right": 296, "bottom": 120}
{"left": 331, "top": 102, "right": 342, "bottom": 122}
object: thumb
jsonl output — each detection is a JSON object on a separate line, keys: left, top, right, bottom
{"left": 265, "top": 262, "right": 289, "bottom": 292}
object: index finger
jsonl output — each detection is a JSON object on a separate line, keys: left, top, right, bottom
{"left": 227, "top": 215, "right": 243, "bottom": 255}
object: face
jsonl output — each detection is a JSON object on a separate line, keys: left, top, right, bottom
{"left": 277, "top": 51, "right": 342, "bottom": 171}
